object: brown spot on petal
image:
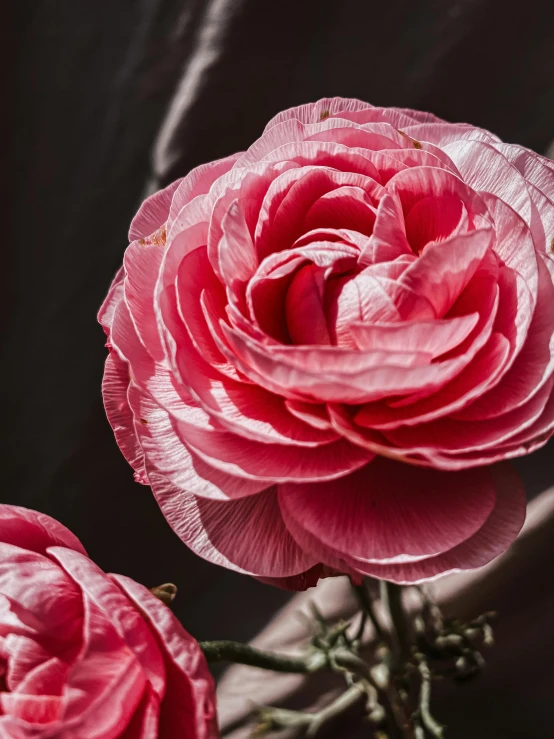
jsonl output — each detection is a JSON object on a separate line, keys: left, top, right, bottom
{"left": 138, "top": 224, "right": 167, "bottom": 247}
{"left": 319, "top": 110, "right": 330, "bottom": 120}
{"left": 153, "top": 224, "right": 167, "bottom": 245}
{"left": 397, "top": 128, "right": 422, "bottom": 149}
{"left": 550, "top": 237, "right": 554, "bottom": 254}
{"left": 140, "top": 418, "right": 148, "bottom": 425}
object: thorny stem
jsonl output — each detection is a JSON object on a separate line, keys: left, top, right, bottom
{"left": 199, "top": 640, "right": 327, "bottom": 674}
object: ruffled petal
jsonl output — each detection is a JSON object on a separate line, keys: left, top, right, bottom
{"left": 345, "top": 463, "right": 525, "bottom": 582}
{"left": 149, "top": 474, "right": 317, "bottom": 578}
{"left": 278, "top": 458, "right": 496, "bottom": 563}
{"left": 101, "top": 351, "right": 146, "bottom": 484}
{"left": 113, "top": 575, "right": 219, "bottom": 739}
{"left": 0, "top": 506, "right": 86, "bottom": 558}
{"left": 129, "top": 178, "right": 182, "bottom": 241}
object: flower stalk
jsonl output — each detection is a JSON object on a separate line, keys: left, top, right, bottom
{"left": 381, "top": 580, "right": 412, "bottom": 665}
{"left": 199, "top": 640, "right": 327, "bottom": 674}
{"left": 201, "top": 578, "right": 497, "bottom": 737}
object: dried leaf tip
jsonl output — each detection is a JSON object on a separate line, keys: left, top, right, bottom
{"left": 151, "top": 583, "right": 177, "bottom": 606}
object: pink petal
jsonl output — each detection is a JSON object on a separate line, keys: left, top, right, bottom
{"left": 113, "top": 575, "right": 220, "bottom": 739}
{"left": 359, "top": 252, "right": 505, "bottom": 418}
{"left": 13, "top": 658, "right": 68, "bottom": 707}
{"left": 243, "top": 240, "right": 358, "bottom": 343}
{"left": 258, "top": 139, "right": 382, "bottom": 182}
{"left": 0, "top": 505, "right": 86, "bottom": 558}
{"left": 285, "top": 264, "right": 331, "bottom": 345}
{"left": 355, "top": 332, "right": 511, "bottom": 430}
{"left": 381, "top": 376, "right": 554, "bottom": 462}
{"left": 246, "top": 255, "right": 305, "bottom": 342}
{"left": 0, "top": 547, "right": 83, "bottom": 648}
{"left": 351, "top": 312, "right": 479, "bottom": 359}
{"left": 176, "top": 246, "right": 229, "bottom": 366}
{"left": 442, "top": 139, "right": 533, "bottom": 225}
{"left": 207, "top": 161, "right": 297, "bottom": 269}
{"left": 401, "top": 122, "right": 501, "bottom": 148}
{"left": 333, "top": 107, "right": 428, "bottom": 129}
{"left": 177, "top": 329, "right": 338, "bottom": 445}
{"left": 51, "top": 548, "right": 166, "bottom": 699}
{"left": 127, "top": 385, "right": 269, "bottom": 499}
{"left": 254, "top": 166, "right": 383, "bottom": 261}
{"left": 368, "top": 146, "right": 460, "bottom": 184}
{"left": 119, "top": 689, "right": 160, "bottom": 739}
{"left": 358, "top": 193, "right": 411, "bottom": 265}
{"left": 124, "top": 240, "right": 166, "bottom": 361}
{"left": 237, "top": 115, "right": 405, "bottom": 168}
{"left": 302, "top": 186, "right": 377, "bottom": 235}
{"left": 129, "top": 178, "right": 182, "bottom": 241}
{"left": 102, "top": 351, "right": 147, "bottom": 484}
{"left": 64, "top": 613, "right": 147, "bottom": 737}
{"left": 493, "top": 142, "right": 554, "bottom": 205}
{"left": 1, "top": 692, "right": 63, "bottom": 725}
{"left": 285, "top": 400, "right": 333, "bottom": 430}
{"left": 98, "top": 267, "right": 124, "bottom": 337}
{"left": 481, "top": 192, "right": 539, "bottom": 299}
{"left": 348, "top": 463, "right": 525, "bottom": 583}
{"left": 171, "top": 412, "right": 372, "bottom": 483}
{"left": 391, "top": 107, "right": 446, "bottom": 125}
{"left": 263, "top": 98, "right": 375, "bottom": 131}
{"left": 306, "top": 121, "right": 407, "bottom": 151}
{"left": 220, "top": 322, "right": 441, "bottom": 404}
{"left": 388, "top": 164, "right": 489, "bottom": 222}
{"left": 404, "top": 194, "right": 466, "bottom": 253}
{"left": 467, "top": 382, "right": 554, "bottom": 462}
{"left": 167, "top": 153, "right": 241, "bottom": 226}
{"left": 217, "top": 199, "right": 259, "bottom": 290}
{"left": 149, "top": 475, "right": 317, "bottom": 578}
{"left": 397, "top": 228, "right": 493, "bottom": 317}
{"left": 278, "top": 458, "right": 496, "bottom": 563}
{"left": 453, "top": 254, "right": 554, "bottom": 421}
{"left": 523, "top": 179, "right": 554, "bottom": 254}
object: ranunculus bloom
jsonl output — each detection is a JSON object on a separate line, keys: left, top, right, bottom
{"left": 0, "top": 505, "right": 218, "bottom": 737}
{"left": 100, "top": 97, "right": 554, "bottom": 586}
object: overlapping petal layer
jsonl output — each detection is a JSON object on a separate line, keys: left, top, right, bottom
{"left": 0, "top": 506, "right": 219, "bottom": 737}
{"left": 100, "top": 98, "right": 554, "bottom": 586}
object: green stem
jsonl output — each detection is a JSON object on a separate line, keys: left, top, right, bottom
{"left": 353, "top": 581, "right": 386, "bottom": 644}
{"left": 416, "top": 658, "right": 444, "bottom": 738}
{"left": 199, "top": 640, "right": 326, "bottom": 674}
{"left": 381, "top": 581, "right": 412, "bottom": 665}
{"left": 258, "top": 682, "right": 367, "bottom": 738}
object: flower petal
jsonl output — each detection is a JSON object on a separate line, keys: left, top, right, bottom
{"left": 113, "top": 575, "right": 219, "bottom": 739}
{"left": 0, "top": 506, "right": 86, "bottom": 558}
{"left": 278, "top": 458, "right": 496, "bottom": 563}
{"left": 149, "top": 475, "right": 317, "bottom": 578}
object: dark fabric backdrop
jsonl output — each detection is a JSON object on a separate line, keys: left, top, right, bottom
{"left": 4, "top": 1, "right": 554, "bottom": 735}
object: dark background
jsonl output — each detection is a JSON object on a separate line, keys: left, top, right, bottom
{"left": 4, "top": 1, "right": 554, "bottom": 735}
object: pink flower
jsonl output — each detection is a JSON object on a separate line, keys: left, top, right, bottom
{"left": 0, "top": 505, "right": 219, "bottom": 737}
{"left": 100, "top": 97, "right": 554, "bottom": 586}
